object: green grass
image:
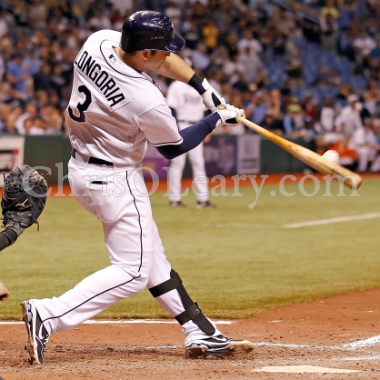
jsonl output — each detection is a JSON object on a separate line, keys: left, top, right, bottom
{"left": 1, "top": 178, "right": 380, "bottom": 320}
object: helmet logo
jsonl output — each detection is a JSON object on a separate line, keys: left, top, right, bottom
{"left": 152, "top": 30, "right": 167, "bottom": 39}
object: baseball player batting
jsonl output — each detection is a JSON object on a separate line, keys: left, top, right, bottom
{"left": 20, "top": 11, "right": 252, "bottom": 364}
{"left": 166, "top": 62, "right": 215, "bottom": 208}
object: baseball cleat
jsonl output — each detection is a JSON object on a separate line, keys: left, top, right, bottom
{"left": 21, "top": 300, "right": 49, "bottom": 364}
{"left": 185, "top": 334, "right": 253, "bottom": 359}
{"left": 196, "top": 201, "right": 216, "bottom": 209}
{"left": 170, "top": 201, "right": 185, "bottom": 208}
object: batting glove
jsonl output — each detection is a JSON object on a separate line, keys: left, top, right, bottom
{"left": 214, "top": 104, "right": 245, "bottom": 126}
{"left": 188, "top": 74, "right": 226, "bottom": 112}
{"left": 201, "top": 79, "right": 226, "bottom": 111}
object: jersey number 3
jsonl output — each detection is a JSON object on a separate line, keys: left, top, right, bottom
{"left": 68, "top": 85, "right": 92, "bottom": 123}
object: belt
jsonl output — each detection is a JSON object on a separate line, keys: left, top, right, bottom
{"left": 178, "top": 120, "right": 197, "bottom": 124}
{"left": 71, "top": 148, "right": 113, "bottom": 166}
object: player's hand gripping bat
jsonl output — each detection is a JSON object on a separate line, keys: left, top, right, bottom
{"left": 218, "top": 106, "right": 362, "bottom": 189}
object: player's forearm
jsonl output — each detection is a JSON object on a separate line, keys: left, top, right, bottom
{"left": 157, "top": 113, "right": 220, "bottom": 159}
{"left": 158, "top": 54, "right": 194, "bottom": 83}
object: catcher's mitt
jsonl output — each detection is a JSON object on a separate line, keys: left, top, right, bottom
{"left": 1, "top": 165, "right": 48, "bottom": 242}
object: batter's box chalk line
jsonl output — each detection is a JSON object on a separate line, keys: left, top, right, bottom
{"left": 0, "top": 319, "right": 232, "bottom": 325}
{"left": 252, "top": 366, "right": 359, "bottom": 374}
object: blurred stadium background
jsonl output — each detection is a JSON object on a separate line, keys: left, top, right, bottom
{"left": 1, "top": 0, "right": 380, "bottom": 178}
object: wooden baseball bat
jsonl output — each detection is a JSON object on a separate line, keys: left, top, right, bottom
{"left": 237, "top": 116, "right": 362, "bottom": 189}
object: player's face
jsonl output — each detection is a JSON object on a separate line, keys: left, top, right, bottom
{"left": 144, "top": 51, "right": 170, "bottom": 71}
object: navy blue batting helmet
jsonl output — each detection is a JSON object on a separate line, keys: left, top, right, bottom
{"left": 120, "top": 11, "right": 185, "bottom": 54}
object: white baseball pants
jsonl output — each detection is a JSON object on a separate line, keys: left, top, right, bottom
{"left": 34, "top": 157, "right": 219, "bottom": 345}
{"left": 168, "top": 142, "right": 209, "bottom": 203}
{"left": 356, "top": 147, "right": 380, "bottom": 172}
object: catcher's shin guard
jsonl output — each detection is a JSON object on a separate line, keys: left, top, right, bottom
{"left": 149, "top": 269, "right": 215, "bottom": 335}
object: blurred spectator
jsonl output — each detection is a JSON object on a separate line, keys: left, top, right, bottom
{"left": 363, "top": 80, "right": 380, "bottom": 116}
{"left": 280, "top": 80, "right": 292, "bottom": 104}
{"left": 369, "top": 36, "right": 380, "bottom": 66}
{"left": 348, "top": 118, "right": 380, "bottom": 172}
{"left": 320, "top": 12, "right": 338, "bottom": 52}
{"left": 7, "top": 53, "right": 30, "bottom": 92}
{"left": 192, "top": 42, "right": 210, "bottom": 70}
{"left": 336, "top": 94, "right": 363, "bottom": 139}
{"left": 237, "top": 47, "right": 263, "bottom": 84}
{"left": 238, "top": 30, "right": 262, "bottom": 56}
{"left": 276, "top": 8, "right": 296, "bottom": 37}
{"left": 328, "top": 69, "right": 342, "bottom": 88}
{"left": 41, "top": 106, "right": 63, "bottom": 134}
{"left": 366, "top": 0, "right": 380, "bottom": 17}
{"left": 247, "top": 91, "right": 268, "bottom": 126}
{"left": 315, "top": 98, "right": 342, "bottom": 155}
{"left": 313, "top": 65, "right": 331, "bottom": 89}
{"left": 321, "top": 0, "right": 339, "bottom": 20}
{"left": 301, "top": 91, "right": 318, "bottom": 122}
{"left": 15, "top": 104, "right": 38, "bottom": 135}
{"left": 5, "top": 106, "right": 22, "bottom": 134}
{"left": 35, "top": 90, "right": 50, "bottom": 109}
{"left": 232, "top": 72, "right": 249, "bottom": 93}
{"left": 225, "top": 33, "right": 239, "bottom": 59}
{"left": 213, "top": 2, "right": 232, "bottom": 44}
{"left": 283, "top": 104, "right": 307, "bottom": 138}
{"left": 337, "top": 83, "right": 352, "bottom": 101}
{"left": 285, "top": 48, "right": 304, "bottom": 87}
{"left": 0, "top": 9, "right": 10, "bottom": 38}
{"left": 165, "top": 2, "right": 181, "bottom": 31}
{"left": 272, "top": 30, "right": 287, "bottom": 56}
{"left": 33, "top": 62, "right": 51, "bottom": 92}
{"left": 4, "top": 87, "right": 25, "bottom": 109}
{"left": 223, "top": 53, "right": 244, "bottom": 85}
{"left": 256, "top": 2, "right": 268, "bottom": 27}
{"left": 261, "top": 110, "right": 284, "bottom": 136}
{"left": 29, "top": 0, "right": 48, "bottom": 29}
{"left": 252, "top": 68, "right": 269, "bottom": 90}
{"left": 352, "top": 31, "right": 376, "bottom": 68}
{"left": 24, "top": 117, "right": 46, "bottom": 135}
{"left": 0, "top": 104, "right": 10, "bottom": 133}
{"left": 266, "top": 89, "right": 282, "bottom": 119}
{"left": 0, "top": 83, "right": 11, "bottom": 103}
{"left": 202, "top": 20, "right": 219, "bottom": 52}
{"left": 50, "top": 65, "right": 66, "bottom": 99}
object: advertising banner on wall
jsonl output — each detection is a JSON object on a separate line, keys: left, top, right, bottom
{"left": 0, "top": 136, "right": 25, "bottom": 187}
{"left": 140, "top": 134, "right": 261, "bottom": 179}
{"left": 237, "top": 134, "right": 261, "bottom": 174}
{"left": 203, "top": 135, "right": 238, "bottom": 176}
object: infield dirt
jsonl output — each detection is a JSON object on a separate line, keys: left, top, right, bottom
{"left": 1, "top": 288, "right": 380, "bottom": 380}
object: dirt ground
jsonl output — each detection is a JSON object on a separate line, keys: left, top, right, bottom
{"left": 1, "top": 288, "right": 380, "bottom": 380}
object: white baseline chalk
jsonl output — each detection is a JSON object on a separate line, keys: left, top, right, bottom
{"left": 283, "top": 213, "right": 380, "bottom": 228}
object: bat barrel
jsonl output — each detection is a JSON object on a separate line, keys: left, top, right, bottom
{"left": 236, "top": 117, "right": 362, "bottom": 190}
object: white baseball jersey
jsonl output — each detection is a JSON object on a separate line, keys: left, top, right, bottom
{"left": 166, "top": 80, "right": 206, "bottom": 130}
{"left": 66, "top": 30, "right": 183, "bottom": 167}
{"left": 348, "top": 127, "right": 378, "bottom": 149}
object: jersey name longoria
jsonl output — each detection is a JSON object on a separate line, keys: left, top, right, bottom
{"left": 75, "top": 50, "right": 125, "bottom": 109}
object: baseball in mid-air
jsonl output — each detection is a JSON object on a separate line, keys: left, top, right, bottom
{"left": 322, "top": 150, "right": 340, "bottom": 164}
